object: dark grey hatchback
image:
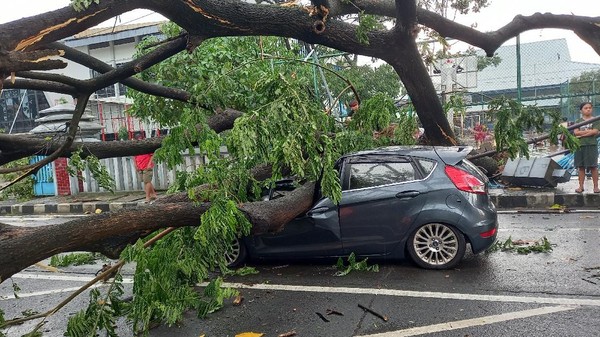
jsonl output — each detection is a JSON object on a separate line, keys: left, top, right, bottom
{"left": 227, "top": 146, "right": 498, "bottom": 269}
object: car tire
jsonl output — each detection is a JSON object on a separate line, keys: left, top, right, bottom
{"left": 225, "top": 237, "right": 247, "bottom": 267}
{"left": 407, "top": 223, "right": 466, "bottom": 270}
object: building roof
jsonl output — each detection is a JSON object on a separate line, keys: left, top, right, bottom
{"left": 62, "top": 21, "right": 165, "bottom": 48}
{"left": 71, "top": 22, "right": 163, "bottom": 39}
{"left": 475, "top": 38, "right": 600, "bottom": 92}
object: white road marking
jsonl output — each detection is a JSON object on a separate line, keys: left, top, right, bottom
{"left": 499, "top": 228, "right": 600, "bottom": 231}
{"left": 0, "top": 286, "right": 99, "bottom": 300}
{"left": 11, "top": 273, "right": 132, "bottom": 283}
{"left": 217, "top": 282, "right": 600, "bottom": 307}
{"left": 7, "top": 274, "right": 600, "bottom": 309}
{"left": 1, "top": 273, "right": 133, "bottom": 300}
{"left": 357, "top": 305, "right": 577, "bottom": 337}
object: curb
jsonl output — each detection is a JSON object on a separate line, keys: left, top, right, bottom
{"left": 490, "top": 193, "right": 600, "bottom": 209}
{"left": 0, "top": 202, "right": 142, "bottom": 215}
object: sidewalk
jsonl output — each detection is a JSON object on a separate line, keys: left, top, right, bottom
{"left": 490, "top": 176, "right": 600, "bottom": 210}
{"left": 0, "top": 191, "right": 150, "bottom": 215}
{"left": 2, "top": 176, "right": 600, "bottom": 215}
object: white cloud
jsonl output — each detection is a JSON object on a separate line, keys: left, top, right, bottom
{"left": 453, "top": 0, "right": 600, "bottom": 63}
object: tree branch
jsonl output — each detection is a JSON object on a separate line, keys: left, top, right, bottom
{"left": 0, "top": 108, "right": 242, "bottom": 165}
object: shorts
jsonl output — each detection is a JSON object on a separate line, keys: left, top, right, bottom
{"left": 574, "top": 145, "right": 599, "bottom": 168}
{"left": 138, "top": 169, "right": 153, "bottom": 183}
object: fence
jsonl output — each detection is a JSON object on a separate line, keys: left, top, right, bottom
{"left": 426, "top": 38, "right": 600, "bottom": 132}
{"left": 71, "top": 152, "right": 206, "bottom": 194}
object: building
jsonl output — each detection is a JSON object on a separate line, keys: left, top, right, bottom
{"left": 2, "top": 22, "right": 166, "bottom": 137}
{"left": 0, "top": 89, "right": 51, "bottom": 134}
{"left": 59, "top": 22, "right": 165, "bottom": 140}
{"left": 430, "top": 38, "right": 600, "bottom": 130}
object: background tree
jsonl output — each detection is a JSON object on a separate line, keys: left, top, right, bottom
{"left": 569, "top": 69, "right": 600, "bottom": 114}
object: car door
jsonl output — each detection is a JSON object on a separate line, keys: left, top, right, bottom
{"left": 338, "top": 155, "right": 429, "bottom": 256}
{"left": 250, "top": 197, "right": 344, "bottom": 258}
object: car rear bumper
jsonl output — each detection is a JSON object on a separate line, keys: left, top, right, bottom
{"left": 468, "top": 216, "right": 499, "bottom": 254}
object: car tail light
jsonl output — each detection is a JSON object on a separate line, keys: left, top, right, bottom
{"left": 444, "top": 165, "right": 486, "bottom": 194}
{"left": 480, "top": 227, "right": 497, "bottom": 238}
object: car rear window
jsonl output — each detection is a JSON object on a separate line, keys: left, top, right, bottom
{"left": 348, "top": 162, "right": 415, "bottom": 190}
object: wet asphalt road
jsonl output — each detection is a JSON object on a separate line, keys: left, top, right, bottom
{"left": 1, "top": 212, "right": 600, "bottom": 336}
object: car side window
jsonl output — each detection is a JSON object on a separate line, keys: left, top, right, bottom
{"left": 348, "top": 162, "right": 415, "bottom": 190}
{"left": 415, "top": 158, "right": 436, "bottom": 176}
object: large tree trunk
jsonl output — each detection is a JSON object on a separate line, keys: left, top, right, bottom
{"left": 0, "top": 182, "right": 315, "bottom": 283}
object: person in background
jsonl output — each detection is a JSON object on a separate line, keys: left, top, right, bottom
{"left": 346, "top": 100, "right": 359, "bottom": 122}
{"left": 573, "top": 102, "right": 600, "bottom": 194}
{"left": 558, "top": 117, "right": 568, "bottom": 149}
{"left": 134, "top": 135, "right": 158, "bottom": 202}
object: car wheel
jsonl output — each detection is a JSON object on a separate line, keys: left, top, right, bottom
{"left": 224, "top": 237, "right": 247, "bottom": 267}
{"left": 407, "top": 223, "right": 466, "bottom": 269}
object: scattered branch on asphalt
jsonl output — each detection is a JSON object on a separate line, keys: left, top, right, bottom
{"left": 358, "top": 303, "right": 388, "bottom": 322}
{"left": 334, "top": 252, "right": 379, "bottom": 276}
{"left": 486, "top": 236, "right": 553, "bottom": 254}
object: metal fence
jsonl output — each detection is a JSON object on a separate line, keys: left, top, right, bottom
{"left": 428, "top": 38, "right": 600, "bottom": 133}
{"left": 71, "top": 152, "right": 206, "bottom": 194}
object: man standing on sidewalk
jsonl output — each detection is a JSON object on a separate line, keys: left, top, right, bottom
{"left": 573, "top": 102, "right": 600, "bottom": 194}
{"left": 134, "top": 134, "right": 158, "bottom": 203}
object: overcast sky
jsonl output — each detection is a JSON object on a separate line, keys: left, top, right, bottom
{"left": 1, "top": 0, "right": 599, "bottom": 63}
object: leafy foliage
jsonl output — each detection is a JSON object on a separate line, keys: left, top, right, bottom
{"left": 0, "top": 308, "right": 5, "bottom": 337}
{"left": 197, "top": 278, "right": 239, "bottom": 317}
{"left": 120, "top": 227, "right": 239, "bottom": 335}
{"left": 419, "top": 0, "right": 490, "bottom": 15}
{"left": 71, "top": 0, "right": 100, "bottom": 12}
{"left": 349, "top": 93, "right": 395, "bottom": 132}
{"left": 49, "top": 252, "right": 100, "bottom": 267}
{"left": 488, "top": 97, "right": 577, "bottom": 159}
{"left": 323, "top": 54, "right": 401, "bottom": 103}
{"left": 65, "top": 275, "right": 127, "bottom": 337}
{"left": 356, "top": 12, "right": 384, "bottom": 45}
{"left": 231, "top": 266, "right": 259, "bottom": 276}
{"left": 476, "top": 53, "right": 502, "bottom": 71}
{"left": 486, "top": 236, "right": 553, "bottom": 254}
{"left": 0, "top": 158, "right": 34, "bottom": 201}
{"left": 568, "top": 69, "right": 600, "bottom": 115}
{"left": 335, "top": 253, "right": 379, "bottom": 276}
{"left": 68, "top": 148, "right": 116, "bottom": 192}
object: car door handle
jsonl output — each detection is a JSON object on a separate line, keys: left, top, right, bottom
{"left": 307, "top": 207, "right": 329, "bottom": 216}
{"left": 395, "top": 191, "right": 421, "bottom": 199}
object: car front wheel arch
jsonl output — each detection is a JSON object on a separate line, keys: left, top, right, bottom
{"left": 406, "top": 222, "right": 466, "bottom": 269}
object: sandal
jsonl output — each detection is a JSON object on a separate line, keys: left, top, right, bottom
{"left": 575, "top": 188, "right": 584, "bottom": 193}
{"left": 594, "top": 189, "right": 600, "bottom": 194}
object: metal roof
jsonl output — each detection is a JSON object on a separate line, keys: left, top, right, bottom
{"left": 475, "top": 38, "right": 600, "bottom": 92}
{"left": 62, "top": 22, "right": 165, "bottom": 48}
